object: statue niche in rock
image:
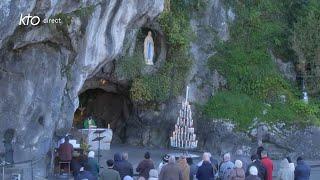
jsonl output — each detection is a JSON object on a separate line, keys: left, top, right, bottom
{"left": 144, "top": 31, "right": 154, "bottom": 65}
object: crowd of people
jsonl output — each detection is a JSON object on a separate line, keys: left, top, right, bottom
{"left": 58, "top": 137, "right": 312, "bottom": 180}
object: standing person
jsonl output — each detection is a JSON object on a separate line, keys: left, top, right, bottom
{"left": 159, "top": 155, "right": 183, "bottom": 180}
{"left": 86, "top": 151, "right": 99, "bottom": 177}
{"left": 100, "top": 159, "right": 121, "bottom": 180}
{"left": 187, "top": 157, "right": 198, "bottom": 180}
{"left": 114, "top": 152, "right": 122, "bottom": 172}
{"left": 245, "top": 166, "right": 261, "bottom": 180}
{"left": 219, "top": 153, "right": 235, "bottom": 180}
{"left": 294, "top": 157, "right": 310, "bottom": 180}
{"left": 116, "top": 152, "right": 134, "bottom": 179}
{"left": 178, "top": 156, "right": 190, "bottom": 180}
{"left": 246, "top": 154, "right": 266, "bottom": 180}
{"left": 136, "top": 152, "right": 155, "bottom": 179}
{"left": 196, "top": 152, "right": 215, "bottom": 180}
{"left": 158, "top": 154, "right": 170, "bottom": 173}
{"left": 257, "top": 146, "right": 264, "bottom": 160}
{"left": 71, "top": 152, "right": 82, "bottom": 177}
{"left": 278, "top": 158, "right": 294, "bottom": 180}
{"left": 286, "top": 157, "right": 295, "bottom": 172}
{"left": 148, "top": 169, "right": 159, "bottom": 180}
{"left": 76, "top": 162, "right": 97, "bottom": 180}
{"left": 261, "top": 151, "right": 273, "bottom": 180}
{"left": 124, "top": 176, "right": 134, "bottom": 180}
{"left": 230, "top": 160, "right": 245, "bottom": 180}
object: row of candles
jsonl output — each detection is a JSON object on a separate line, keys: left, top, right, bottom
{"left": 170, "top": 101, "right": 198, "bottom": 149}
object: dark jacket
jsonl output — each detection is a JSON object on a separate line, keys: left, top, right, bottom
{"left": 114, "top": 160, "right": 134, "bottom": 179}
{"left": 136, "top": 159, "right": 155, "bottom": 179}
{"left": 86, "top": 157, "right": 99, "bottom": 177}
{"left": 75, "top": 170, "right": 97, "bottom": 180}
{"left": 196, "top": 161, "right": 215, "bottom": 180}
{"left": 100, "top": 168, "right": 121, "bottom": 180}
{"left": 245, "top": 175, "right": 261, "bottom": 180}
{"left": 246, "top": 160, "right": 266, "bottom": 180}
{"left": 159, "top": 162, "right": 183, "bottom": 180}
{"left": 294, "top": 160, "right": 310, "bottom": 180}
{"left": 189, "top": 163, "right": 198, "bottom": 180}
{"left": 71, "top": 158, "right": 82, "bottom": 177}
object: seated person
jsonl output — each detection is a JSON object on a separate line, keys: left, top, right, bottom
{"left": 58, "top": 136, "right": 74, "bottom": 162}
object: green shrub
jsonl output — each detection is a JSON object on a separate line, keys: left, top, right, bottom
{"left": 116, "top": 53, "right": 145, "bottom": 79}
{"left": 205, "top": 0, "right": 320, "bottom": 128}
{"left": 204, "top": 92, "right": 263, "bottom": 129}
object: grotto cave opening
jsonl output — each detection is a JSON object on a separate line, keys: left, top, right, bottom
{"left": 73, "top": 88, "right": 131, "bottom": 144}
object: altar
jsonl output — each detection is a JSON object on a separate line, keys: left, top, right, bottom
{"left": 79, "top": 128, "right": 113, "bottom": 150}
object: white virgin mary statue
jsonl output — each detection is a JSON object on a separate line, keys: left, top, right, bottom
{"left": 144, "top": 31, "right": 154, "bottom": 65}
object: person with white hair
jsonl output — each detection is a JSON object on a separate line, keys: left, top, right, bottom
{"left": 245, "top": 166, "right": 260, "bottom": 180}
{"left": 278, "top": 158, "right": 294, "bottom": 180}
{"left": 197, "top": 152, "right": 212, "bottom": 167}
{"left": 196, "top": 152, "right": 215, "bottom": 180}
{"left": 219, "top": 152, "right": 235, "bottom": 179}
{"left": 86, "top": 151, "right": 99, "bottom": 178}
{"left": 230, "top": 160, "right": 245, "bottom": 180}
{"left": 124, "top": 175, "right": 134, "bottom": 180}
{"left": 159, "top": 155, "right": 183, "bottom": 180}
{"left": 148, "top": 169, "right": 159, "bottom": 180}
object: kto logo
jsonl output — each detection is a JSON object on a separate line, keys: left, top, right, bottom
{"left": 19, "top": 14, "right": 40, "bottom": 26}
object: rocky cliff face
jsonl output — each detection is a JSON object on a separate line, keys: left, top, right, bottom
{"left": 0, "top": 0, "right": 163, "bottom": 175}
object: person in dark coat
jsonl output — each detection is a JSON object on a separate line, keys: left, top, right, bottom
{"left": 100, "top": 159, "right": 121, "bottom": 180}
{"left": 114, "top": 153, "right": 122, "bottom": 171}
{"left": 75, "top": 162, "right": 97, "bottom": 180}
{"left": 294, "top": 157, "right": 310, "bottom": 180}
{"left": 71, "top": 152, "right": 82, "bottom": 177}
{"left": 114, "top": 152, "right": 134, "bottom": 179}
{"left": 159, "top": 155, "right": 183, "bottom": 180}
{"left": 86, "top": 151, "right": 99, "bottom": 177}
{"left": 187, "top": 157, "right": 198, "bottom": 180}
{"left": 257, "top": 146, "right": 264, "bottom": 160}
{"left": 136, "top": 152, "right": 155, "bottom": 179}
{"left": 196, "top": 152, "right": 215, "bottom": 180}
{"left": 246, "top": 154, "right": 266, "bottom": 180}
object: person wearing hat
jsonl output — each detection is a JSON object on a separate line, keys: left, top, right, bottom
{"left": 230, "top": 160, "right": 245, "bottom": 180}
{"left": 245, "top": 166, "right": 260, "bottom": 180}
{"left": 158, "top": 154, "right": 170, "bottom": 173}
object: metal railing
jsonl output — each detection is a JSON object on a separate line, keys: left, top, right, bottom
{"left": 0, "top": 156, "right": 45, "bottom": 180}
